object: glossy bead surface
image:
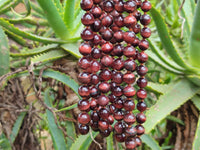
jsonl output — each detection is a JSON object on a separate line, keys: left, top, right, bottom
{"left": 90, "top": 86, "right": 99, "bottom": 97}
{"left": 98, "top": 120, "right": 109, "bottom": 131}
{"left": 108, "top": 115, "right": 114, "bottom": 124}
{"left": 81, "top": 28, "right": 94, "bottom": 41}
{"left": 124, "top": 100, "right": 135, "bottom": 111}
{"left": 123, "top": 73, "right": 135, "bottom": 84}
{"left": 114, "top": 98, "right": 124, "bottom": 109}
{"left": 137, "top": 52, "right": 148, "bottom": 63}
{"left": 115, "top": 1, "right": 124, "bottom": 13}
{"left": 141, "top": 27, "right": 151, "bottom": 38}
{"left": 108, "top": 94, "right": 116, "bottom": 103}
{"left": 113, "top": 30, "right": 123, "bottom": 42}
{"left": 137, "top": 89, "right": 147, "bottom": 99}
{"left": 81, "top": 12, "right": 94, "bottom": 26}
{"left": 78, "top": 124, "right": 89, "bottom": 135}
{"left": 112, "top": 58, "right": 124, "bottom": 70}
{"left": 91, "top": 111, "right": 99, "bottom": 121}
{"left": 137, "top": 101, "right": 147, "bottom": 112}
{"left": 102, "top": 28, "right": 113, "bottom": 41}
{"left": 135, "top": 137, "right": 142, "bottom": 147}
{"left": 123, "top": 31, "right": 136, "bottom": 44}
{"left": 125, "top": 126, "right": 137, "bottom": 137}
{"left": 79, "top": 42, "right": 92, "bottom": 56}
{"left": 123, "top": 45, "right": 136, "bottom": 57}
{"left": 80, "top": 0, "right": 93, "bottom": 11}
{"left": 124, "top": 113, "right": 136, "bottom": 125}
{"left": 136, "top": 124, "right": 145, "bottom": 135}
{"left": 114, "top": 121, "right": 126, "bottom": 134}
{"left": 123, "top": 86, "right": 136, "bottom": 97}
{"left": 140, "top": 14, "right": 151, "bottom": 25}
{"left": 78, "top": 72, "right": 91, "bottom": 84}
{"left": 113, "top": 109, "right": 124, "bottom": 121}
{"left": 78, "top": 99, "right": 90, "bottom": 111}
{"left": 99, "top": 69, "right": 112, "bottom": 81}
{"left": 136, "top": 113, "right": 146, "bottom": 124}
{"left": 112, "top": 86, "right": 123, "bottom": 97}
{"left": 141, "top": 1, "right": 152, "bottom": 12}
{"left": 133, "top": 23, "right": 141, "bottom": 34}
{"left": 90, "top": 60, "right": 101, "bottom": 72}
{"left": 112, "top": 71, "right": 123, "bottom": 84}
{"left": 101, "top": 42, "right": 113, "bottom": 54}
{"left": 101, "top": 55, "right": 113, "bottom": 67}
{"left": 137, "top": 65, "right": 148, "bottom": 76}
{"left": 90, "top": 74, "right": 99, "bottom": 85}
{"left": 99, "top": 107, "right": 110, "bottom": 119}
{"left": 92, "top": 33, "right": 102, "bottom": 45}
{"left": 90, "top": 120, "right": 99, "bottom": 131}
{"left": 125, "top": 138, "right": 137, "bottom": 149}
{"left": 115, "top": 133, "right": 126, "bottom": 142}
{"left": 112, "top": 44, "right": 124, "bottom": 56}
{"left": 124, "top": 1, "right": 137, "bottom": 13}
{"left": 78, "top": 112, "right": 91, "bottom": 124}
{"left": 124, "top": 59, "right": 137, "bottom": 71}
{"left": 78, "top": 85, "right": 90, "bottom": 97}
{"left": 124, "top": 15, "right": 137, "bottom": 28}
{"left": 90, "top": 98, "right": 98, "bottom": 110}
{"left": 90, "top": 6, "right": 102, "bottom": 18}
{"left": 91, "top": 47, "right": 102, "bottom": 59}
{"left": 102, "top": 15, "right": 113, "bottom": 27}
{"left": 103, "top": 0, "right": 114, "bottom": 12}
{"left": 98, "top": 82, "right": 111, "bottom": 93}
{"left": 90, "top": 20, "right": 101, "bottom": 32}
{"left": 114, "top": 15, "right": 124, "bottom": 27}
{"left": 98, "top": 95, "right": 109, "bottom": 106}
{"left": 137, "top": 77, "right": 148, "bottom": 88}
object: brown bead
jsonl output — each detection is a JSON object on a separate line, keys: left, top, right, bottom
{"left": 103, "top": 0, "right": 114, "bottom": 13}
{"left": 123, "top": 31, "right": 136, "bottom": 44}
{"left": 124, "top": 1, "right": 137, "bottom": 13}
{"left": 78, "top": 99, "right": 90, "bottom": 111}
{"left": 124, "top": 59, "right": 137, "bottom": 72}
{"left": 135, "top": 136, "right": 142, "bottom": 147}
{"left": 78, "top": 85, "right": 90, "bottom": 97}
{"left": 90, "top": 74, "right": 99, "bottom": 85}
{"left": 91, "top": 60, "right": 101, "bottom": 72}
{"left": 101, "top": 28, "right": 113, "bottom": 41}
{"left": 101, "top": 55, "right": 113, "bottom": 67}
{"left": 78, "top": 72, "right": 91, "bottom": 84}
{"left": 123, "top": 73, "right": 135, "bottom": 84}
{"left": 78, "top": 112, "right": 91, "bottom": 124}
{"left": 90, "top": 6, "right": 102, "bottom": 18}
{"left": 124, "top": 15, "right": 137, "bottom": 28}
{"left": 108, "top": 94, "right": 116, "bottom": 103}
{"left": 98, "top": 82, "right": 111, "bottom": 93}
{"left": 99, "top": 69, "right": 112, "bottom": 81}
{"left": 112, "top": 86, "right": 123, "bottom": 97}
{"left": 141, "top": 27, "right": 151, "bottom": 38}
{"left": 113, "top": 30, "right": 123, "bottom": 42}
{"left": 125, "top": 138, "right": 137, "bottom": 149}
{"left": 137, "top": 65, "right": 148, "bottom": 76}
{"left": 133, "top": 23, "right": 141, "bottom": 34}
{"left": 97, "top": 95, "right": 109, "bottom": 106}
{"left": 141, "top": 1, "right": 152, "bottom": 12}
{"left": 90, "top": 86, "right": 99, "bottom": 97}
{"left": 140, "top": 14, "right": 151, "bottom": 26}
{"left": 108, "top": 115, "right": 114, "bottom": 124}
{"left": 114, "top": 15, "right": 124, "bottom": 28}
{"left": 136, "top": 89, "right": 147, "bottom": 99}
{"left": 90, "top": 98, "right": 98, "bottom": 110}
{"left": 124, "top": 113, "right": 136, "bottom": 125}
{"left": 114, "top": 98, "right": 124, "bottom": 109}
{"left": 98, "top": 120, "right": 109, "bottom": 131}
{"left": 92, "top": 33, "right": 102, "bottom": 45}
{"left": 112, "top": 58, "right": 124, "bottom": 70}
{"left": 125, "top": 126, "right": 137, "bottom": 137}
{"left": 113, "top": 109, "right": 124, "bottom": 121}
{"left": 90, "top": 120, "right": 99, "bottom": 131}
{"left": 115, "top": 0, "right": 124, "bottom": 13}
{"left": 79, "top": 42, "right": 92, "bottom": 56}
{"left": 80, "top": 0, "right": 93, "bottom": 11}
{"left": 124, "top": 100, "right": 135, "bottom": 111}
{"left": 137, "top": 101, "right": 147, "bottom": 112}
{"left": 112, "top": 44, "right": 124, "bottom": 56}
{"left": 114, "top": 121, "right": 126, "bottom": 134}
{"left": 99, "top": 107, "right": 110, "bottom": 120}
{"left": 78, "top": 124, "right": 89, "bottom": 135}
{"left": 90, "top": 19, "right": 101, "bottom": 32}
{"left": 112, "top": 71, "right": 123, "bottom": 84}
{"left": 123, "top": 45, "right": 136, "bottom": 58}
{"left": 115, "top": 133, "right": 126, "bottom": 142}
{"left": 136, "top": 113, "right": 146, "bottom": 124}
{"left": 101, "top": 42, "right": 113, "bottom": 54}
{"left": 81, "top": 12, "right": 94, "bottom": 26}
{"left": 136, "top": 124, "right": 145, "bottom": 135}
{"left": 137, "top": 51, "right": 148, "bottom": 63}
{"left": 123, "top": 85, "right": 136, "bottom": 97}
{"left": 137, "top": 77, "right": 148, "bottom": 88}
{"left": 81, "top": 28, "right": 94, "bottom": 41}
{"left": 102, "top": 14, "right": 113, "bottom": 27}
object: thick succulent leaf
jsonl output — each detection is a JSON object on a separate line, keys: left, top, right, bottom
{"left": 187, "top": 75, "right": 200, "bottom": 87}
{"left": 0, "top": 0, "right": 20, "bottom": 15}
{"left": 37, "top": 0, "right": 69, "bottom": 40}
{"left": 0, "top": 0, "right": 11, "bottom": 9}
{"left": 31, "top": 49, "right": 68, "bottom": 63}
{"left": 23, "top": 0, "right": 31, "bottom": 17}
{"left": 44, "top": 89, "right": 67, "bottom": 150}
{"left": 10, "top": 44, "right": 58, "bottom": 57}
{"left": 144, "top": 79, "right": 200, "bottom": 133}
{"left": 0, "top": 18, "right": 66, "bottom": 43}
{"left": 192, "top": 115, "right": 200, "bottom": 150}
{"left": 61, "top": 43, "right": 81, "bottom": 58}
{"left": 147, "top": 82, "right": 172, "bottom": 94}
{"left": 191, "top": 95, "right": 200, "bottom": 110}
{"left": 70, "top": 132, "right": 98, "bottom": 150}
{"left": 64, "top": 0, "right": 75, "bottom": 29}
{"left": 66, "top": 112, "right": 76, "bottom": 149}
{"left": 53, "top": 0, "right": 64, "bottom": 17}
{"left": 106, "top": 133, "right": 114, "bottom": 150}
{"left": 0, "top": 26, "right": 9, "bottom": 76}
{"left": 10, "top": 112, "right": 27, "bottom": 143}
{"left": 141, "top": 134, "right": 162, "bottom": 150}
{"left": 189, "top": 0, "right": 200, "bottom": 68}
{"left": 30, "top": 1, "right": 45, "bottom": 17}
{"left": 150, "top": 7, "right": 189, "bottom": 69}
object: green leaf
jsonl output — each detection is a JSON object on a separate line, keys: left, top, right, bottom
{"left": 144, "top": 79, "right": 200, "bottom": 133}
{"left": 37, "top": 0, "right": 69, "bottom": 40}
{"left": 166, "top": 115, "right": 185, "bottom": 126}
{"left": 0, "top": 134, "right": 11, "bottom": 150}
{"left": 53, "top": 0, "right": 64, "bottom": 17}
{"left": 23, "top": 0, "right": 31, "bottom": 17}
{"left": 191, "top": 95, "right": 200, "bottom": 110}
{"left": 150, "top": 7, "right": 189, "bottom": 69}
{"left": 61, "top": 43, "right": 81, "bottom": 58}
{"left": 147, "top": 82, "right": 172, "bottom": 94}
{"left": 70, "top": 132, "right": 98, "bottom": 150}
{"left": 0, "top": 0, "right": 11, "bottom": 9}
{"left": 0, "top": 0, "right": 20, "bottom": 15}
{"left": 0, "top": 26, "right": 9, "bottom": 76}
{"left": 141, "top": 134, "right": 162, "bottom": 150}
{"left": 31, "top": 49, "right": 68, "bottom": 63}
{"left": 44, "top": 89, "right": 67, "bottom": 150}
{"left": 56, "top": 103, "right": 77, "bottom": 112}
{"left": 66, "top": 112, "right": 76, "bottom": 149}
{"left": 187, "top": 75, "right": 200, "bottom": 87}
{"left": 64, "top": 0, "right": 75, "bottom": 29}
{"left": 192, "top": 115, "right": 200, "bottom": 150}
{"left": 189, "top": 0, "right": 200, "bottom": 68}
{"left": 106, "top": 133, "right": 114, "bottom": 150}
{"left": 10, "top": 112, "right": 27, "bottom": 143}
{"left": 0, "top": 18, "right": 66, "bottom": 43}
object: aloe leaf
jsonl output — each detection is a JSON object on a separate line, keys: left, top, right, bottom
{"left": 0, "top": 18, "right": 66, "bottom": 43}
{"left": 0, "top": 0, "right": 20, "bottom": 15}
{"left": 191, "top": 95, "right": 200, "bottom": 110}
{"left": 187, "top": 75, "right": 200, "bottom": 87}
{"left": 61, "top": 43, "right": 81, "bottom": 58}
{"left": 150, "top": 7, "right": 189, "bottom": 69}
{"left": 44, "top": 89, "right": 67, "bottom": 150}
{"left": 30, "top": 1, "right": 45, "bottom": 17}
{"left": 141, "top": 134, "right": 162, "bottom": 150}
{"left": 23, "top": 0, "right": 31, "bottom": 17}
{"left": 31, "top": 49, "right": 68, "bottom": 63}
{"left": 144, "top": 79, "right": 200, "bottom": 133}
{"left": 192, "top": 115, "right": 200, "bottom": 150}
{"left": 10, "top": 44, "right": 58, "bottom": 57}
{"left": 37, "top": 0, "right": 69, "bottom": 40}
{"left": 146, "top": 51, "right": 183, "bottom": 74}
{"left": 189, "top": 0, "right": 200, "bottom": 68}
{"left": 53, "top": 0, "right": 64, "bottom": 17}
{"left": 70, "top": 132, "right": 98, "bottom": 150}
{"left": 10, "top": 112, "right": 27, "bottom": 143}
{"left": 66, "top": 112, "right": 76, "bottom": 149}
{"left": 107, "top": 133, "right": 114, "bottom": 150}
{"left": 147, "top": 82, "right": 172, "bottom": 94}
{"left": 64, "top": 0, "right": 75, "bottom": 29}
{"left": 0, "top": 26, "right": 9, "bottom": 76}
{"left": 0, "top": 0, "right": 11, "bottom": 9}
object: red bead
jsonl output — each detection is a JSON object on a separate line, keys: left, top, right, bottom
{"left": 112, "top": 44, "right": 124, "bottom": 56}
{"left": 136, "top": 113, "right": 146, "bottom": 124}
{"left": 124, "top": 100, "right": 135, "bottom": 111}
{"left": 123, "top": 86, "right": 136, "bottom": 97}
{"left": 139, "top": 39, "right": 149, "bottom": 50}
{"left": 78, "top": 112, "right": 91, "bottom": 124}
{"left": 108, "top": 115, "right": 114, "bottom": 124}
{"left": 81, "top": 12, "right": 94, "bottom": 26}
{"left": 80, "top": 0, "right": 93, "bottom": 11}
{"left": 110, "top": 81, "right": 117, "bottom": 91}
{"left": 135, "top": 137, "right": 142, "bottom": 147}
{"left": 123, "top": 31, "right": 136, "bottom": 44}
{"left": 141, "top": 1, "right": 152, "bottom": 12}
{"left": 113, "top": 109, "right": 124, "bottom": 121}
{"left": 90, "top": 120, "right": 99, "bottom": 131}
{"left": 78, "top": 72, "right": 91, "bottom": 84}
{"left": 90, "top": 60, "right": 101, "bottom": 72}
{"left": 132, "top": 37, "right": 140, "bottom": 47}
{"left": 114, "top": 98, "right": 124, "bottom": 109}
{"left": 124, "top": 15, "right": 137, "bottom": 28}
{"left": 81, "top": 28, "right": 94, "bottom": 41}
{"left": 137, "top": 89, "right": 147, "bottom": 99}
{"left": 97, "top": 95, "right": 109, "bottom": 106}
{"left": 114, "top": 121, "right": 126, "bottom": 134}
{"left": 92, "top": 33, "right": 102, "bottom": 45}
{"left": 78, "top": 99, "right": 90, "bottom": 111}
{"left": 141, "top": 27, "right": 151, "bottom": 38}
{"left": 90, "top": 86, "right": 99, "bottom": 97}
{"left": 136, "top": 124, "right": 145, "bottom": 135}
{"left": 91, "top": 47, "right": 102, "bottom": 59}
{"left": 90, "top": 74, "right": 99, "bottom": 85}
{"left": 123, "top": 45, "right": 136, "bottom": 58}
{"left": 114, "top": 15, "right": 124, "bottom": 27}
{"left": 101, "top": 42, "right": 113, "bottom": 54}
{"left": 78, "top": 85, "right": 90, "bottom": 97}
{"left": 134, "top": 0, "right": 142, "bottom": 8}
{"left": 112, "top": 86, "right": 123, "bottom": 97}
{"left": 108, "top": 94, "right": 116, "bottom": 103}
{"left": 124, "top": 113, "right": 136, "bottom": 125}
{"left": 115, "top": 133, "right": 126, "bottom": 142}
{"left": 115, "top": 0, "right": 124, "bottom": 13}
{"left": 98, "top": 82, "right": 111, "bottom": 93}
{"left": 100, "top": 128, "right": 111, "bottom": 137}
{"left": 123, "top": 73, "right": 135, "bottom": 84}
{"left": 99, "top": 69, "right": 112, "bottom": 81}
{"left": 133, "top": 23, "right": 141, "bottom": 34}
{"left": 137, "top": 101, "right": 147, "bottom": 112}
{"left": 124, "top": 1, "right": 137, "bottom": 13}
{"left": 125, "top": 138, "right": 137, "bottom": 149}
{"left": 113, "top": 30, "right": 123, "bottom": 42}
{"left": 112, "top": 58, "right": 124, "bottom": 70}
{"left": 98, "top": 120, "right": 109, "bottom": 131}
{"left": 79, "top": 42, "right": 92, "bottom": 56}
{"left": 133, "top": 10, "right": 141, "bottom": 21}
{"left": 137, "top": 51, "right": 148, "bottom": 63}
{"left": 137, "top": 77, "right": 148, "bottom": 88}
{"left": 101, "top": 28, "right": 113, "bottom": 41}
{"left": 90, "top": 6, "right": 102, "bottom": 18}
{"left": 124, "top": 59, "right": 137, "bottom": 71}
{"left": 137, "top": 65, "right": 148, "bottom": 76}
{"left": 110, "top": 10, "right": 120, "bottom": 18}
{"left": 78, "top": 124, "right": 89, "bottom": 135}
{"left": 90, "top": 20, "right": 101, "bottom": 32}
{"left": 125, "top": 126, "right": 137, "bottom": 137}
{"left": 111, "top": 24, "right": 120, "bottom": 32}
{"left": 112, "top": 71, "right": 123, "bottom": 84}
{"left": 140, "top": 14, "right": 151, "bottom": 26}
{"left": 99, "top": 107, "right": 110, "bottom": 120}
{"left": 101, "top": 55, "right": 113, "bottom": 67}
{"left": 102, "top": 14, "right": 113, "bottom": 27}
{"left": 90, "top": 98, "right": 98, "bottom": 110}
{"left": 108, "top": 104, "right": 116, "bottom": 114}
{"left": 103, "top": 0, "right": 114, "bottom": 13}
{"left": 93, "top": 0, "right": 101, "bottom": 4}
{"left": 91, "top": 111, "right": 100, "bottom": 121}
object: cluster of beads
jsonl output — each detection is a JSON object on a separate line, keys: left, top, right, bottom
{"left": 78, "top": 0, "right": 151, "bottom": 149}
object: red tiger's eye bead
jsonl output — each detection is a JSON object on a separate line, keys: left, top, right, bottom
{"left": 123, "top": 73, "right": 135, "bottom": 84}
{"left": 137, "top": 51, "right": 148, "bottom": 63}
{"left": 102, "top": 42, "right": 113, "bottom": 54}
{"left": 114, "top": 15, "right": 124, "bottom": 28}
{"left": 125, "top": 138, "right": 137, "bottom": 149}
{"left": 112, "top": 71, "right": 123, "bottom": 84}
{"left": 91, "top": 47, "right": 102, "bottom": 59}
{"left": 78, "top": 72, "right": 91, "bottom": 84}
{"left": 78, "top": 99, "right": 90, "bottom": 111}
{"left": 124, "top": 113, "right": 136, "bottom": 125}
{"left": 115, "top": 0, "right": 124, "bottom": 13}
{"left": 124, "top": 59, "right": 137, "bottom": 72}
{"left": 112, "top": 86, "right": 123, "bottom": 97}
{"left": 90, "top": 120, "right": 99, "bottom": 131}
{"left": 78, "top": 85, "right": 90, "bottom": 97}
{"left": 90, "top": 86, "right": 99, "bottom": 97}
{"left": 108, "top": 93, "right": 116, "bottom": 103}
{"left": 81, "top": 12, "right": 94, "bottom": 26}
{"left": 108, "top": 115, "right": 114, "bottom": 124}
{"left": 78, "top": 124, "right": 89, "bottom": 135}
{"left": 90, "top": 6, "right": 102, "bottom": 18}
{"left": 90, "top": 20, "right": 101, "bottom": 32}
{"left": 123, "top": 45, "right": 136, "bottom": 58}
{"left": 91, "top": 60, "right": 101, "bottom": 72}
{"left": 133, "top": 23, "right": 141, "bottom": 34}
{"left": 135, "top": 137, "right": 142, "bottom": 147}
{"left": 125, "top": 126, "right": 137, "bottom": 137}
{"left": 79, "top": 42, "right": 92, "bottom": 56}
{"left": 101, "top": 55, "right": 113, "bottom": 67}
{"left": 99, "top": 69, "right": 112, "bottom": 81}
{"left": 134, "top": 0, "right": 142, "bottom": 8}
{"left": 112, "top": 58, "right": 124, "bottom": 70}
{"left": 114, "top": 98, "right": 124, "bottom": 109}
{"left": 112, "top": 44, "right": 124, "bottom": 56}
{"left": 124, "top": 15, "right": 137, "bottom": 28}
{"left": 137, "top": 101, "right": 147, "bottom": 112}
{"left": 123, "top": 86, "right": 136, "bottom": 97}
{"left": 136, "top": 113, "right": 146, "bottom": 124}
{"left": 114, "top": 121, "right": 126, "bottom": 134}
{"left": 137, "top": 65, "right": 148, "bottom": 76}
{"left": 98, "top": 95, "right": 109, "bottom": 106}
{"left": 93, "top": 0, "right": 101, "bottom": 4}
{"left": 113, "top": 30, "right": 123, "bottom": 42}
{"left": 92, "top": 33, "right": 102, "bottom": 45}
{"left": 137, "top": 77, "right": 148, "bottom": 88}
{"left": 133, "top": 10, "right": 141, "bottom": 21}
{"left": 132, "top": 37, "right": 140, "bottom": 47}
{"left": 100, "top": 128, "right": 111, "bottom": 137}
{"left": 141, "top": 27, "right": 151, "bottom": 38}
{"left": 103, "top": 0, "right": 114, "bottom": 13}
{"left": 123, "top": 31, "right": 136, "bottom": 44}
{"left": 101, "top": 28, "right": 113, "bottom": 41}
{"left": 99, "top": 107, "right": 110, "bottom": 119}
{"left": 102, "top": 14, "right": 113, "bottom": 27}
{"left": 98, "top": 82, "right": 111, "bottom": 93}
{"left": 141, "top": 1, "right": 152, "bottom": 12}
{"left": 113, "top": 109, "right": 124, "bottom": 121}
{"left": 90, "top": 74, "right": 99, "bottom": 85}
{"left": 136, "top": 124, "right": 145, "bottom": 135}
{"left": 78, "top": 112, "right": 91, "bottom": 124}
{"left": 124, "top": 1, "right": 137, "bottom": 13}
{"left": 137, "top": 88, "right": 147, "bottom": 99}
{"left": 98, "top": 120, "right": 109, "bottom": 131}
{"left": 90, "top": 98, "right": 98, "bottom": 110}
{"left": 81, "top": 28, "right": 94, "bottom": 41}
{"left": 140, "top": 14, "right": 151, "bottom": 26}
{"left": 108, "top": 104, "right": 116, "bottom": 114}
{"left": 115, "top": 133, "right": 126, "bottom": 142}
{"left": 91, "top": 111, "right": 100, "bottom": 121}
{"left": 124, "top": 100, "right": 135, "bottom": 111}
{"left": 80, "top": 0, "right": 93, "bottom": 11}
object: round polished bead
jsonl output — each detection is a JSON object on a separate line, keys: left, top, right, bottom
{"left": 91, "top": 20, "right": 101, "bottom": 32}
{"left": 112, "top": 71, "right": 123, "bottom": 84}
{"left": 78, "top": 124, "right": 89, "bottom": 135}
{"left": 78, "top": 99, "right": 90, "bottom": 111}
{"left": 125, "top": 138, "right": 137, "bottom": 149}
{"left": 133, "top": 23, "right": 141, "bottom": 34}
{"left": 112, "top": 86, "right": 123, "bottom": 97}
{"left": 141, "top": 1, "right": 152, "bottom": 12}
{"left": 97, "top": 95, "right": 109, "bottom": 106}
{"left": 98, "top": 120, "right": 109, "bottom": 131}
{"left": 111, "top": 24, "right": 120, "bottom": 32}
{"left": 124, "top": 1, "right": 137, "bottom": 13}
{"left": 123, "top": 31, "right": 136, "bottom": 44}
{"left": 102, "top": 28, "right": 113, "bottom": 41}
{"left": 135, "top": 0, "right": 142, "bottom": 8}
{"left": 115, "top": 133, "right": 126, "bottom": 142}
{"left": 90, "top": 6, "right": 102, "bottom": 18}
{"left": 98, "top": 82, "right": 111, "bottom": 93}
{"left": 110, "top": 81, "right": 117, "bottom": 91}
{"left": 91, "top": 47, "right": 102, "bottom": 59}
{"left": 124, "top": 59, "right": 137, "bottom": 71}
{"left": 137, "top": 77, "right": 148, "bottom": 88}
{"left": 91, "top": 111, "right": 100, "bottom": 121}
{"left": 101, "top": 55, "right": 113, "bottom": 67}
{"left": 124, "top": 113, "right": 136, "bottom": 125}
{"left": 108, "top": 104, "right": 116, "bottom": 114}
{"left": 78, "top": 72, "right": 91, "bottom": 84}
{"left": 90, "top": 60, "right": 101, "bottom": 72}
{"left": 99, "top": 69, "right": 112, "bottom": 81}
{"left": 141, "top": 27, "right": 151, "bottom": 38}
{"left": 123, "top": 45, "right": 136, "bottom": 58}
{"left": 132, "top": 37, "right": 140, "bottom": 47}
{"left": 90, "top": 86, "right": 99, "bottom": 97}
{"left": 112, "top": 58, "right": 124, "bottom": 70}
{"left": 90, "top": 74, "right": 99, "bottom": 85}
{"left": 124, "top": 100, "right": 135, "bottom": 111}
{"left": 136, "top": 113, "right": 146, "bottom": 124}
{"left": 137, "top": 89, "right": 147, "bottom": 99}
{"left": 133, "top": 10, "right": 141, "bottom": 21}
{"left": 114, "top": 121, "right": 126, "bottom": 134}
{"left": 92, "top": 33, "right": 102, "bottom": 45}
{"left": 81, "top": 28, "right": 93, "bottom": 41}
{"left": 90, "top": 98, "right": 98, "bottom": 110}
{"left": 108, "top": 115, "right": 114, "bottom": 124}
{"left": 78, "top": 85, "right": 90, "bottom": 97}
{"left": 78, "top": 112, "right": 91, "bottom": 124}
{"left": 112, "top": 44, "right": 124, "bottom": 56}
{"left": 102, "top": 14, "right": 113, "bottom": 27}
{"left": 100, "top": 128, "right": 111, "bottom": 137}
{"left": 123, "top": 73, "right": 135, "bottom": 84}
{"left": 101, "top": 42, "right": 113, "bottom": 54}
{"left": 81, "top": 12, "right": 94, "bottom": 26}
{"left": 93, "top": 0, "right": 101, "bottom": 4}
{"left": 140, "top": 14, "right": 151, "bottom": 25}
{"left": 125, "top": 126, "right": 137, "bottom": 137}
{"left": 136, "top": 124, "right": 145, "bottom": 135}
{"left": 80, "top": 0, "right": 93, "bottom": 11}
{"left": 135, "top": 137, "right": 142, "bottom": 147}
{"left": 137, "top": 101, "right": 147, "bottom": 112}
{"left": 124, "top": 15, "right": 137, "bottom": 28}
{"left": 99, "top": 107, "right": 110, "bottom": 120}
{"left": 114, "top": 15, "right": 124, "bottom": 27}
{"left": 137, "top": 65, "right": 148, "bottom": 76}
{"left": 137, "top": 51, "right": 148, "bottom": 63}
{"left": 90, "top": 120, "right": 99, "bottom": 131}
{"left": 108, "top": 94, "right": 116, "bottom": 103}
{"left": 110, "top": 9, "right": 120, "bottom": 18}
{"left": 123, "top": 86, "right": 136, "bottom": 97}
{"left": 113, "top": 109, "right": 124, "bottom": 121}
{"left": 79, "top": 42, "right": 92, "bottom": 56}
{"left": 114, "top": 98, "right": 124, "bottom": 109}
{"left": 103, "top": 0, "right": 114, "bottom": 13}
{"left": 115, "top": 0, "right": 124, "bottom": 13}
{"left": 113, "top": 30, "right": 123, "bottom": 42}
